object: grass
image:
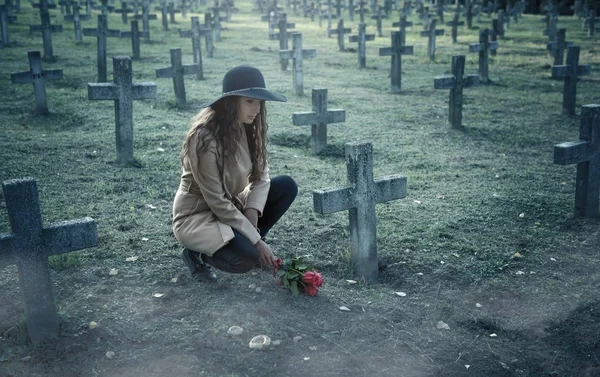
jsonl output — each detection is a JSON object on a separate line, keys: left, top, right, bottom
{"left": 1, "top": 2, "right": 600, "bottom": 377}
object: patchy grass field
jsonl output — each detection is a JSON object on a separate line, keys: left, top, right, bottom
{"left": 1, "top": 1, "right": 600, "bottom": 376}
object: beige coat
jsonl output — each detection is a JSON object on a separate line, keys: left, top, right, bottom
{"left": 172, "top": 125, "right": 270, "bottom": 256}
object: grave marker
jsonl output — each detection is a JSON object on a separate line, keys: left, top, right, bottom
{"left": 29, "top": 10, "right": 63, "bottom": 61}
{"left": 1, "top": 5, "right": 11, "bottom": 46}
{"left": 584, "top": 10, "right": 597, "bottom": 36}
{"left": 349, "top": 23, "right": 375, "bottom": 68}
{"left": 155, "top": 0, "right": 169, "bottom": 30}
{"left": 445, "top": 12, "right": 463, "bottom": 43}
{"left": 178, "top": 16, "right": 207, "bottom": 79}
{"left": 83, "top": 14, "right": 121, "bottom": 82}
{"left": 328, "top": 18, "right": 351, "bottom": 51}
{"left": 203, "top": 12, "right": 215, "bottom": 57}
{"left": 490, "top": 19, "right": 498, "bottom": 56}
{"left": 270, "top": 15, "right": 295, "bottom": 71}
{"left": 279, "top": 32, "right": 316, "bottom": 96}
{"left": 155, "top": 48, "right": 198, "bottom": 108}
{"left": 419, "top": 18, "right": 444, "bottom": 62}
{"left": 292, "top": 88, "right": 346, "bottom": 154}
{"left": 11, "top": 51, "right": 63, "bottom": 115}
{"left": 392, "top": 13, "right": 412, "bottom": 45}
{"left": 468, "top": 28, "right": 498, "bottom": 84}
{"left": 547, "top": 28, "right": 572, "bottom": 66}
{"left": 370, "top": 6, "right": 384, "bottom": 37}
{"left": 313, "top": 142, "right": 407, "bottom": 283}
{"left": 553, "top": 104, "right": 600, "bottom": 217}
{"left": 133, "top": 1, "right": 157, "bottom": 42}
{"left": 120, "top": 20, "right": 147, "bottom": 59}
{"left": 551, "top": 46, "right": 591, "bottom": 116}
{"left": 88, "top": 56, "right": 157, "bottom": 164}
{"left": 0, "top": 178, "right": 98, "bottom": 344}
{"left": 379, "top": 31, "right": 413, "bottom": 93}
{"left": 543, "top": 15, "right": 558, "bottom": 42}
{"left": 64, "top": 5, "right": 89, "bottom": 44}
{"left": 115, "top": 1, "right": 134, "bottom": 24}
{"left": 434, "top": 55, "right": 480, "bottom": 128}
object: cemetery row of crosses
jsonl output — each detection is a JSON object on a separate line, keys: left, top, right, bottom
{"left": 1, "top": 0, "right": 598, "bottom": 345}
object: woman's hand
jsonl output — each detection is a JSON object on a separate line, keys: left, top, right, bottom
{"left": 243, "top": 208, "right": 259, "bottom": 229}
{"left": 255, "top": 240, "right": 277, "bottom": 270}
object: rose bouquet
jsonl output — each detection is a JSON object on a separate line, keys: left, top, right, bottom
{"left": 273, "top": 256, "right": 323, "bottom": 296}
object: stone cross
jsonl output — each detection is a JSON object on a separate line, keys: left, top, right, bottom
{"left": 571, "top": 0, "right": 584, "bottom": 19}
{"left": 84, "top": 14, "right": 121, "bottom": 82}
{"left": 370, "top": 6, "right": 384, "bottom": 37}
{"left": 270, "top": 15, "right": 295, "bottom": 71}
{"left": 584, "top": 10, "right": 597, "bottom": 37}
{"left": 11, "top": 51, "right": 63, "bottom": 115}
{"left": 209, "top": 6, "right": 225, "bottom": 41}
{"left": 120, "top": 20, "right": 148, "bottom": 60}
{"left": 279, "top": 32, "right": 316, "bottom": 96}
{"left": 64, "top": 5, "right": 89, "bottom": 44}
{"left": 313, "top": 142, "right": 407, "bottom": 283}
{"left": 547, "top": 28, "right": 572, "bottom": 66}
{"left": 178, "top": 16, "right": 208, "bottom": 79}
{"left": 379, "top": 31, "right": 413, "bottom": 93}
{"left": 445, "top": 12, "right": 463, "bottom": 43}
{"left": 88, "top": 56, "right": 157, "bottom": 164}
{"left": 348, "top": 0, "right": 355, "bottom": 21}
{"left": 357, "top": 0, "right": 368, "bottom": 22}
{"left": 543, "top": 15, "right": 558, "bottom": 42}
{"left": 115, "top": 1, "right": 134, "bottom": 24}
{"left": 92, "top": 0, "right": 114, "bottom": 16}
{"left": 434, "top": 55, "right": 480, "bottom": 128}
{"left": 435, "top": 1, "right": 444, "bottom": 22}
{"left": 0, "top": 178, "right": 97, "bottom": 345}
{"left": 168, "top": 1, "right": 181, "bottom": 24}
{"left": 133, "top": 1, "right": 157, "bottom": 42}
{"left": 551, "top": 46, "right": 591, "bottom": 116}
{"left": 490, "top": 19, "right": 499, "bottom": 56}
{"left": 468, "top": 28, "right": 498, "bottom": 84}
{"left": 292, "top": 88, "right": 346, "bottom": 154}
{"left": 0, "top": 5, "right": 12, "bottom": 46}
{"left": 155, "top": 48, "right": 198, "bottom": 108}
{"left": 553, "top": 104, "right": 600, "bottom": 217}
{"left": 335, "top": 0, "right": 342, "bottom": 17}
{"left": 155, "top": 0, "right": 169, "bottom": 30}
{"left": 392, "top": 13, "right": 412, "bottom": 46}
{"left": 203, "top": 12, "right": 215, "bottom": 57}
{"left": 29, "top": 10, "right": 63, "bottom": 61}
{"left": 496, "top": 9, "right": 505, "bottom": 37}
{"left": 349, "top": 23, "right": 375, "bottom": 69}
{"left": 465, "top": 0, "right": 473, "bottom": 28}
{"left": 419, "top": 18, "right": 444, "bottom": 62}
{"left": 328, "top": 18, "right": 351, "bottom": 51}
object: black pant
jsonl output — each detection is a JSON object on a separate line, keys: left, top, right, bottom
{"left": 201, "top": 175, "right": 297, "bottom": 273}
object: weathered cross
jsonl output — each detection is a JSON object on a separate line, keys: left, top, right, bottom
{"left": 0, "top": 5, "right": 14, "bottom": 46}
{"left": 92, "top": 0, "right": 114, "bottom": 16}
{"left": 496, "top": 9, "right": 506, "bottom": 37}
{"left": 155, "top": 48, "right": 198, "bottom": 108}
{"left": 120, "top": 20, "right": 148, "bottom": 60}
{"left": 88, "top": 56, "right": 157, "bottom": 164}
{"left": 292, "top": 88, "right": 346, "bottom": 154}
{"left": 29, "top": 10, "right": 63, "bottom": 61}
{"left": 83, "top": 14, "right": 121, "bottom": 82}
{"left": 379, "top": 30, "right": 413, "bottom": 93}
{"left": 155, "top": 0, "right": 169, "bottom": 30}
{"left": 349, "top": 22, "right": 375, "bottom": 69}
{"left": 370, "top": 6, "right": 385, "bottom": 37}
{"left": 0, "top": 178, "right": 97, "bottom": 344}
{"left": 434, "top": 55, "right": 480, "bottom": 128}
{"left": 269, "top": 13, "right": 295, "bottom": 71}
{"left": 445, "top": 12, "right": 464, "bottom": 43}
{"left": 313, "top": 142, "right": 407, "bottom": 283}
{"left": 168, "top": 1, "right": 181, "bottom": 24}
{"left": 11, "top": 50, "right": 63, "bottom": 115}
{"left": 465, "top": 0, "right": 473, "bottom": 28}
{"left": 115, "top": 1, "right": 134, "bottom": 24}
{"left": 468, "top": 28, "right": 498, "bottom": 84}
{"left": 392, "top": 13, "right": 412, "bottom": 45}
{"left": 133, "top": 1, "right": 157, "bottom": 42}
{"left": 357, "top": 0, "right": 368, "bottom": 22}
{"left": 551, "top": 46, "right": 591, "bottom": 116}
{"left": 348, "top": 0, "right": 355, "bottom": 21}
{"left": 490, "top": 19, "right": 499, "bottom": 56}
{"left": 64, "top": 5, "right": 89, "bottom": 44}
{"left": 542, "top": 15, "right": 558, "bottom": 42}
{"left": 419, "top": 18, "right": 444, "bottom": 62}
{"left": 584, "top": 10, "right": 598, "bottom": 37}
{"left": 279, "top": 32, "right": 316, "bottom": 96}
{"left": 553, "top": 104, "right": 600, "bottom": 217}
{"left": 328, "top": 18, "right": 351, "bottom": 52}
{"left": 546, "top": 28, "right": 572, "bottom": 66}
{"left": 202, "top": 12, "right": 215, "bottom": 57}
{"left": 178, "top": 16, "right": 209, "bottom": 79}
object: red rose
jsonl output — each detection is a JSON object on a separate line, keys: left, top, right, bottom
{"left": 273, "top": 258, "right": 283, "bottom": 277}
{"left": 312, "top": 272, "right": 323, "bottom": 288}
{"left": 302, "top": 271, "right": 317, "bottom": 285}
{"left": 305, "top": 285, "right": 318, "bottom": 296}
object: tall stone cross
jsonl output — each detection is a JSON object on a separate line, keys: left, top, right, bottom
{"left": 392, "top": 13, "right": 412, "bottom": 45}
{"left": 168, "top": 1, "right": 181, "bottom": 24}
{"left": 29, "top": 10, "right": 63, "bottom": 61}
{"left": 84, "top": 15, "right": 121, "bottom": 82}
{"left": 379, "top": 30, "right": 413, "bottom": 93}
{"left": 0, "top": 5, "right": 10, "bottom": 47}
{"left": 120, "top": 20, "right": 148, "bottom": 60}
{"left": 313, "top": 142, "right": 407, "bottom": 283}
{"left": 434, "top": 55, "right": 480, "bottom": 128}
{"left": 546, "top": 28, "right": 572, "bottom": 66}
{"left": 88, "top": 56, "right": 157, "bottom": 164}
{"left": 370, "top": 6, "right": 384, "bottom": 37}
{"left": 349, "top": 23, "right": 375, "bottom": 69}
{"left": 490, "top": 19, "right": 499, "bottom": 56}
{"left": 348, "top": 0, "right": 355, "bottom": 21}
{"left": 445, "top": 12, "right": 464, "bottom": 43}
{"left": 551, "top": 46, "right": 591, "bottom": 116}
{"left": 554, "top": 104, "right": 600, "bottom": 217}
{"left": 584, "top": 10, "right": 597, "bottom": 37}
{"left": 328, "top": 18, "right": 351, "bottom": 52}
{"left": 542, "top": 15, "right": 558, "bottom": 42}
{"left": 279, "top": 32, "right": 316, "bottom": 96}
{"left": 11, "top": 51, "right": 63, "bottom": 115}
{"left": 468, "top": 28, "right": 498, "bottom": 84}
{"left": 179, "top": 16, "right": 209, "bottom": 79}
{"left": 155, "top": 0, "right": 169, "bottom": 30}
{"left": 274, "top": 16, "right": 296, "bottom": 71}
{"left": 92, "top": 0, "right": 114, "bottom": 16}
{"left": 133, "top": 1, "right": 157, "bottom": 42}
{"left": 419, "top": 19, "right": 444, "bottom": 62}
{"left": 209, "top": 5, "right": 225, "bottom": 41}
{"left": 292, "top": 88, "right": 346, "bottom": 154}
{"left": 0, "top": 178, "right": 97, "bottom": 344}
{"left": 357, "top": 0, "right": 368, "bottom": 22}
{"left": 465, "top": 0, "right": 473, "bottom": 28}
{"left": 64, "top": 5, "right": 89, "bottom": 44}
{"left": 496, "top": 9, "right": 505, "bottom": 37}
{"left": 155, "top": 48, "right": 198, "bottom": 108}
{"left": 115, "top": 1, "right": 134, "bottom": 24}
{"left": 202, "top": 12, "right": 215, "bottom": 57}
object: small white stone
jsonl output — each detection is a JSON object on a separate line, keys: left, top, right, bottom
{"left": 255, "top": 287, "right": 262, "bottom": 293}
{"left": 227, "top": 326, "right": 244, "bottom": 336}
{"left": 394, "top": 292, "right": 407, "bottom": 297}
{"left": 476, "top": 303, "right": 483, "bottom": 308}
{"left": 272, "top": 340, "right": 281, "bottom": 346}
{"left": 339, "top": 306, "right": 351, "bottom": 311}
{"left": 490, "top": 333, "right": 497, "bottom": 337}
{"left": 309, "top": 346, "right": 317, "bottom": 351}
{"left": 248, "top": 284, "right": 256, "bottom": 289}
{"left": 249, "top": 335, "right": 271, "bottom": 350}
{"left": 293, "top": 336, "right": 302, "bottom": 343}
{"left": 105, "top": 351, "right": 115, "bottom": 359}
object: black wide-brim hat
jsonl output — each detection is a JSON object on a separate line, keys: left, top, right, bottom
{"left": 202, "top": 65, "right": 287, "bottom": 108}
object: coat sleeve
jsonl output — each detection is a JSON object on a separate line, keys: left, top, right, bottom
{"left": 244, "top": 164, "right": 271, "bottom": 217}
{"left": 186, "top": 136, "right": 261, "bottom": 245}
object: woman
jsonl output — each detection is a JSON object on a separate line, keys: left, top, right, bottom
{"left": 172, "top": 65, "right": 297, "bottom": 282}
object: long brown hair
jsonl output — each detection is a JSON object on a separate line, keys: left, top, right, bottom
{"left": 180, "top": 96, "right": 269, "bottom": 183}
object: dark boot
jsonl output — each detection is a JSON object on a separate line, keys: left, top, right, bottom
{"left": 181, "top": 248, "right": 217, "bottom": 282}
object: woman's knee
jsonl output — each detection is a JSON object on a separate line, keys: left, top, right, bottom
{"left": 273, "top": 175, "right": 298, "bottom": 198}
